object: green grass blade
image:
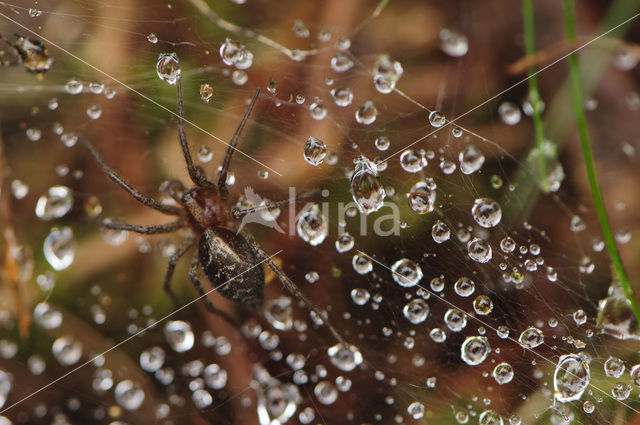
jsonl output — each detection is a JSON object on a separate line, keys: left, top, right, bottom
{"left": 563, "top": 0, "right": 640, "bottom": 323}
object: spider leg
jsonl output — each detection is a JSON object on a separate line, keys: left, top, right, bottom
{"left": 240, "top": 230, "right": 347, "bottom": 346}
{"left": 79, "top": 135, "right": 182, "bottom": 216}
{"left": 218, "top": 87, "right": 261, "bottom": 198}
{"left": 163, "top": 235, "right": 196, "bottom": 308}
{"left": 176, "top": 77, "right": 216, "bottom": 189}
{"left": 231, "top": 188, "right": 320, "bottom": 219}
{"left": 102, "top": 219, "right": 186, "bottom": 235}
{"left": 188, "top": 251, "right": 239, "bottom": 327}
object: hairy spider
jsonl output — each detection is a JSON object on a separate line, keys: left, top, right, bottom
{"left": 80, "top": 77, "right": 345, "bottom": 346}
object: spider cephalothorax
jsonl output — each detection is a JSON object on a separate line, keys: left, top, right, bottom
{"left": 81, "top": 76, "right": 346, "bottom": 346}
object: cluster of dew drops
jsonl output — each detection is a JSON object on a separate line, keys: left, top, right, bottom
{"left": 3, "top": 9, "right": 640, "bottom": 425}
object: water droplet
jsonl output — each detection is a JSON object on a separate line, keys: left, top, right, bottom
{"left": 352, "top": 253, "right": 373, "bottom": 274}
{"left": 597, "top": 284, "right": 640, "bottom": 340}
{"left": 147, "top": 33, "right": 158, "bottom": 44}
{"left": 232, "top": 69, "right": 248, "bottom": 85}
{"left": 164, "top": 320, "right": 194, "bottom": 352}
{"left": 26, "top": 128, "right": 41, "bottom": 142}
{"left": 156, "top": 53, "right": 180, "bottom": 85}
{"left": 473, "top": 295, "right": 493, "bottom": 315}
{"left": 350, "top": 156, "right": 385, "bottom": 214}
{"left": 391, "top": 258, "right": 423, "bottom": 288}
{"left": 604, "top": 356, "right": 625, "bottom": 378}
{"left": 432, "top": 220, "right": 451, "bottom": 243}
{"left": 407, "top": 401, "right": 425, "bottom": 419}
{"left": 403, "top": 298, "right": 430, "bottom": 324}
{"left": 459, "top": 145, "right": 485, "bottom": 174}
{"left": 197, "top": 145, "right": 213, "bottom": 163}
{"left": 303, "top": 137, "right": 327, "bottom": 166}
{"left": 330, "top": 52, "right": 353, "bottom": 72}
{"left": 407, "top": 180, "right": 436, "bottom": 214}
{"left": 86, "top": 104, "right": 102, "bottom": 120}
{"left": 328, "top": 343, "right": 363, "bottom": 371}
{"left": 139, "top": 346, "right": 165, "bottom": 372}
{"left": 11, "top": 180, "right": 28, "bottom": 200}
{"left": 554, "top": 353, "right": 590, "bottom": 403}
{"left": 478, "top": 410, "right": 503, "bottom": 425}
{"left": 493, "top": 362, "right": 514, "bottom": 384}
{"left": 460, "top": 336, "right": 491, "bottom": 366}
{"left": 52, "top": 335, "right": 82, "bottom": 365}
{"left": 200, "top": 83, "right": 213, "bottom": 102}
{"left": 400, "top": 149, "right": 426, "bottom": 173}
{"left": 355, "top": 101, "right": 378, "bottom": 125}
{"left": 350, "top": 288, "right": 370, "bottom": 305}
{"left": 33, "top": 302, "right": 62, "bottom": 329}
{"left": 204, "top": 363, "right": 227, "bottom": 389}
{"left": 330, "top": 87, "right": 353, "bottom": 107}
{"left": 374, "top": 135, "right": 390, "bottom": 151}
{"left": 472, "top": 198, "right": 502, "bottom": 228}
{"left": 309, "top": 101, "right": 327, "bottom": 120}
{"left": 335, "top": 233, "right": 354, "bottom": 253}
{"left": 296, "top": 203, "right": 328, "bottom": 246}
{"left": 439, "top": 29, "right": 469, "bottom": 57}
{"left": 428, "top": 110, "right": 446, "bottom": 127}
{"left": 43, "top": 226, "right": 75, "bottom": 270}
{"left": 314, "top": 381, "right": 338, "bottom": 405}
{"left": 254, "top": 365, "right": 301, "bottom": 425}
{"left": 467, "top": 238, "right": 492, "bottom": 263}
{"left": 498, "top": 102, "right": 521, "bottom": 125}
{"left": 65, "top": 78, "right": 83, "bottom": 94}
{"left": 518, "top": 327, "right": 544, "bottom": 349}
{"left": 114, "top": 380, "right": 145, "bottom": 410}
{"left": 445, "top": 308, "right": 468, "bottom": 331}
{"left": 372, "top": 54, "right": 403, "bottom": 94}
{"left": 264, "top": 297, "right": 293, "bottom": 331}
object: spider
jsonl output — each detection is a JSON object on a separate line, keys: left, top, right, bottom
{"left": 80, "top": 77, "right": 345, "bottom": 346}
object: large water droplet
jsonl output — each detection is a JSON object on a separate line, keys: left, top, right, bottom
{"left": 554, "top": 353, "right": 590, "bottom": 403}
{"left": 439, "top": 29, "right": 469, "bottom": 57}
{"left": 114, "top": 380, "right": 145, "bottom": 410}
{"left": 472, "top": 198, "right": 502, "bottom": 228}
{"left": 204, "top": 363, "right": 228, "bottom": 389}
{"left": 303, "top": 137, "right": 327, "bottom": 166}
{"left": 403, "top": 298, "right": 430, "bottom": 324}
{"left": 43, "top": 226, "right": 76, "bottom": 270}
{"left": 597, "top": 284, "right": 640, "bottom": 340}
{"left": 139, "top": 346, "right": 165, "bottom": 372}
{"left": 407, "top": 180, "right": 436, "bottom": 214}
{"left": 156, "top": 53, "right": 180, "bottom": 85}
{"left": 460, "top": 336, "right": 491, "bottom": 366}
{"left": 33, "top": 302, "right": 62, "bottom": 329}
{"left": 164, "top": 320, "right": 194, "bottom": 352}
{"left": 493, "top": 362, "right": 514, "bottom": 385}
{"left": 350, "top": 156, "right": 385, "bottom": 215}
{"left": 459, "top": 145, "right": 485, "bottom": 174}
{"left": 391, "top": 258, "right": 423, "bottom": 287}
{"left": 467, "top": 238, "right": 492, "bottom": 263}
{"left": 35, "top": 185, "right": 73, "bottom": 220}
{"left": 296, "top": 203, "right": 328, "bottom": 246}
{"left": 330, "top": 52, "right": 354, "bottom": 72}
{"left": 518, "top": 327, "right": 544, "bottom": 349}
{"left": 327, "top": 343, "right": 363, "bottom": 371}
{"left": 330, "top": 87, "right": 353, "bottom": 107}
{"left": 52, "top": 335, "right": 82, "bottom": 365}
{"left": 478, "top": 410, "right": 503, "bottom": 425}
{"left": 400, "top": 149, "right": 426, "bottom": 173}
{"left": 355, "top": 101, "right": 378, "bottom": 125}
{"left": 264, "top": 297, "right": 293, "bottom": 331}
{"left": 254, "top": 365, "right": 301, "bottom": 425}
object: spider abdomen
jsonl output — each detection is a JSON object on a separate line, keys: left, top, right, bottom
{"left": 199, "top": 227, "right": 265, "bottom": 310}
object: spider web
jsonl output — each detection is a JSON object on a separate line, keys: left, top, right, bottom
{"left": 0, "top": 1, "right": 640, "bottom": 424}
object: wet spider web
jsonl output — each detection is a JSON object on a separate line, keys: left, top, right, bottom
{"left": 1, "top": 1, "right": 640, "bottom": 424}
